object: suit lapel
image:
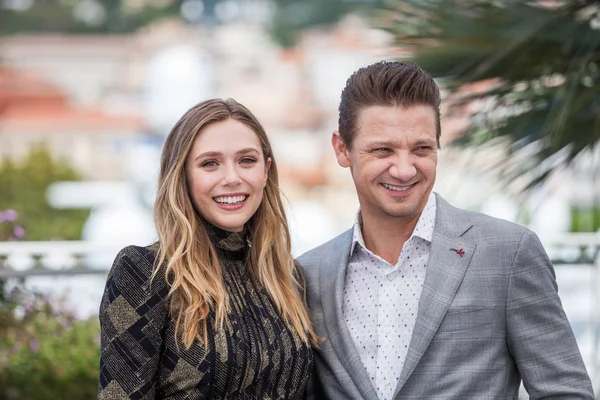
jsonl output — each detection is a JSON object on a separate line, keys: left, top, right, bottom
{"left": 320, "top": 230, "right": 379, "bottom": 400}
{"left": 394, "top": 195, "right": 476, "bottom": 396}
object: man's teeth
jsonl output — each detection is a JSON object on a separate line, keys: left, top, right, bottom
{"left": 214, "top": 195, "right": 247, "bottom": 204}
{"left": 383, "top": 183, "right": 412, "bottom": 191}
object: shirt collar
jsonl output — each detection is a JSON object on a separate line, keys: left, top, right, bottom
{"left": 351, "top": 191, "right": 437, "bottom": 256}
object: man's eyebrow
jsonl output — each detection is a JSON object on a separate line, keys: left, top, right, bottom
{"left": 414, "top": 139, "right": 437, "bottom": 146}
{"left": 363, "top": 138, "right": 437, "bottom": 148}
{"left": 363, "top": 140, "right": 397, "bottom": 148}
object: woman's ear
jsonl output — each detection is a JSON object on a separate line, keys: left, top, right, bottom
{"left": 264, "top": 157, "right": 272, "bottom": 182}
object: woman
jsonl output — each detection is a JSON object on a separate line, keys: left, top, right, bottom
{"left": 97, "top": 98, "right": 317, "bottom": 399}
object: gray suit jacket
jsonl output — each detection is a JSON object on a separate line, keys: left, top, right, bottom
{"left": 298, "top": 194, "right": 594, "bottom": 399}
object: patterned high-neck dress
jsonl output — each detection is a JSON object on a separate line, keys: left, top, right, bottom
{"left": 97, "top": 226, "right": 313, "bottom": 399}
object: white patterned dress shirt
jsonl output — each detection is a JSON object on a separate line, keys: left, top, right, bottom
{"left": 343, "top": 192, "right": 437, "bottom": 400}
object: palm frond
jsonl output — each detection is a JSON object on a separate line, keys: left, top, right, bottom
{"left": 380, "top": 0, "right": 600, "bottom": 189}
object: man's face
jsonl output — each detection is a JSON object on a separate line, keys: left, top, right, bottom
{"left": 332, "top": 104, "right": 438, "bottom": 225}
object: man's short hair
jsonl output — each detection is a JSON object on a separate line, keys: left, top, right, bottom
{"left": 338, "top": 61, "right": 441, "bottom": 149}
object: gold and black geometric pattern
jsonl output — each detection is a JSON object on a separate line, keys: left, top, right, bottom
{"left": 98, "top": 228, "right": 313, "bottom": 399}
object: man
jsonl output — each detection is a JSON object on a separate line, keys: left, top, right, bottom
{"left": 298, "top": 61, "right": 594, "bottom": 399}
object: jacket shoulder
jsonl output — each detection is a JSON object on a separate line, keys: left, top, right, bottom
{"left": 297, "top": 229, "right": 352, "bottom": 268}
{"left": 462, "top": 208, "right": 532, "bottom": 238}
{"left": 437, "top": 194, "right": 527, "bottom": 234}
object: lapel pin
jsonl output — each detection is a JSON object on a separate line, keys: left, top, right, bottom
{"left": 451, "top": 248, "right": 465, "bottom": 257}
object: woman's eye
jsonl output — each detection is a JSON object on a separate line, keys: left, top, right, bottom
{"left": 240, "top": 158, "right": 257, "bottom": 164}
{"left": 201, "top": 160, "right": 217, "bottom": 167}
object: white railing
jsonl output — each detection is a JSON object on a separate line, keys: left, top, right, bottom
{"left": 543, "top": 232, "right": 600, "bottom": 265}
{"left": 0, "top": 241, "right": 125, "bottom": 278}
{"left": 1, "top": 233, "right": 598, "bottom": 278}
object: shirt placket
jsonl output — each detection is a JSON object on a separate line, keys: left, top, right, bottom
{"left": 376, "top": 256, "right": 403, "bottom": 399}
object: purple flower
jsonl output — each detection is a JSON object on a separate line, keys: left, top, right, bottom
{"left": 29, "top": 339, "right": 40, "bottom": 353}
{"left": 13, "top": 225, "right": 25, "bottom": 239}
{"left": 4, "top": 209, "right": 18, "bottom": 222}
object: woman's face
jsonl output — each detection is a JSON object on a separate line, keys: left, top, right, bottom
{"left": 185, "top": 118, "right": 271, "bottom": 232}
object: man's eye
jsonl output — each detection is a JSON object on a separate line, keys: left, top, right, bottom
{"left": 374, "top": 148, "right": 392, "bottom": 153}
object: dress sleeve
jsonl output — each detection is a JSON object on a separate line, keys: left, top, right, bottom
{"left": 97, "top": 245, "right": 170, "bottom": 400}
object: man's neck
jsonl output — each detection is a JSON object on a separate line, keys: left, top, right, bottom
{"left": 360, "top": 213, "right": 419, "bottom": 265}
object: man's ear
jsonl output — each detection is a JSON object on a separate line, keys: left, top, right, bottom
{"left": 332, "top": 131, "right": 351, "bottom": 168}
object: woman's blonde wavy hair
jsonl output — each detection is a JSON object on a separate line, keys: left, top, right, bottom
{"left": 153, "top": 98, "right": 318, "bottom": 348}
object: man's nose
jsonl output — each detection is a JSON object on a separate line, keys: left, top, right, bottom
{"left": 388, "top": 153, "right": 417, "bottom": 182}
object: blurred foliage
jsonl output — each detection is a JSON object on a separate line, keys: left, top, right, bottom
{"left": 270, "top": 0, "right": 388, "bottom": 47}
{"left": 0, "top": 286, "right": 99, "bottom": 400}
{"left": 0, "top": 145, "right": 90, "bottom": 241}
{"left": 0, "top": 0, "right": 182, "bottom": 35}
{"left": 0, "top": 0, "right": 387, "bottom": 47}
{"left": 571, "top": 205, "right": 600, "bottom": 232}
{"left": 381, "top": 0, "right": 600, "bottom": 190}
